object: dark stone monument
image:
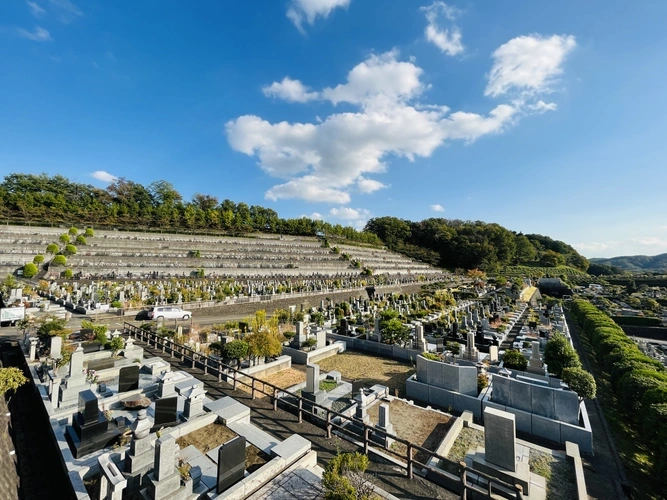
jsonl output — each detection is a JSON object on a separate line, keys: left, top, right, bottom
{"left": 152, "top": 396, "right": 179, "bottom": 431}
{"left": 338, "top": 318, "right": 348, "bottom": 335}
{"left": 475, "top": 323, "right": 484, "bottom": 344}
{"left": 88, "top": 357, "right": 115, "bottom": 371}
{"left": 65, "top": 390, "right": 121, "bottom": 458}
{"left": 352, "top": 379, "right": 365, "bottom": 397}
{"left": 217, "top": 436, "right": 246, "bottom": 493}
{"left": 365, "top": 286, "right": 375, "bottom": 300}
{"left": 436, "top": 338, "right": 445, "bottom": 353}
{"left": 118, "top": 365, "right": 140, "bottom": 393}
{"left": 82, "top": 342, "right": 102, "bottom": 354}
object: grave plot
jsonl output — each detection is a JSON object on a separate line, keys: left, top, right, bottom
{"left": 236, "top": 367, "right": 307, "bottom": 398}
{"left": 365, "top": 398, "right": 453, "bottom": 463}
{"left": 316, "top": 350, "right": 414, "bottom": 398}
{"left": 175, "top": 422, "right": 270, "bottom": 474}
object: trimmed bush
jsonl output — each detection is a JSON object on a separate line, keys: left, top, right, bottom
{"left": 46, "top": 243, "right": 59, "bottom": 255}
{"left": 22, "top": 262, "right": 38, "bottom": 278}
{"left": 68, "top": 227, "right": 78, "bottom": 235}
{"left": 84, "top": 227, "right": 94, "bottom": 237}
{"left": 52, "top": 255, "right": 67, "bottom": 266}
{"left": 59, "top": 233, "right": 70, "bottom": 244}
{"left": 75, "top": 235, "right": 87, "bottom": 245}
{"left": 110, "top": 300, "right": 122, "bottom": 308}
{"left": 63, "top": 269, "right": 73, "bottom": 278}
{"left": 64, "top": 244, "right": 77, "bottom": 255}
{"left": 33, "top": 254, "right": 44, "bottom": 264}
{"left": 503, "top": 349, "right": 527, "bottom": 371}
{"left": 544, "top": 332, "right": 581, "bottom": 377}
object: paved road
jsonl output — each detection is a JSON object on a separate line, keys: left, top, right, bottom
{"left": 133, "top": 337, "right": 458, "bottom": 500}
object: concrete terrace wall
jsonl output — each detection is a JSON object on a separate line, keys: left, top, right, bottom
{"left": 281, "top": 342, "right": 344, "bottom": 365}
{"left": 326, "top": 333, "right": 424, "bottom": 362}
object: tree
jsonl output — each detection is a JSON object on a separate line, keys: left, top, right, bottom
{"left": 544, "top": 333, "right": 581, "bottom": 378}
{"left": 108, "top": 336, "right": 125, "bottom": 357}
{"left": 381, "top": 318, "right": 410, "bottom": 345}
{"left": 76, "top": 235, "right": 87, "bottom": 245}
{"left": 68, "top": 227, "right": 78, "bottom": 235}
{"left": 64, "top": 244, "right": 77, "bottom": 255}
{"left": 322, "top": 452, "right": 375, "bottom": 500}
{"left": 0, "top": 367, "right": 28, "bottom": 403}
{"left": 562, "top": 367, "right": 596, "bottom": 401}
{"left": 23, "top": 262, "right": 38, "bottom": 278}
{"left": 223, "top": 340, "right": 249, "bottom": 368}
{"left": 33, "top": 255, "right": 44, "bottom": 264}
{"left": 63, "top": 269, "right": 73, "bottom": 278}
{"left": 46, "top": 243, "right": 59, "bottom": 255}
{"left": 59, "top": 233, "right": 70, "bottom": 244}
{"left": 515, "top": 235, "right": 537, "bottom": 263}
{"left": 52, "top": 255, "right": 67, "bottom": 266}
{"left": 246, "top": 329, "right": 284, "bottom": 363}
{"left": 84, "top": 227, "right": 94, "bottom": 237}
{"left": 540, "top": 250, "right": 565, "bottom": 267}
{"left": 503, "top": 349, "right": 528, "bottom": 371}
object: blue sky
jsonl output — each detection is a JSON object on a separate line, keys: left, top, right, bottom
{"left": 1, "top": 0, "right": 667, "bottom": 259}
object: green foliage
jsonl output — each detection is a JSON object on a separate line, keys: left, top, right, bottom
{"left": 33, "top": 254, "right": 44, "bottom": 264}
{"left": 478, "top": 373, "right": 489, "bottom": 393}
{"left": 421, "top": 352, "right": 440, "bottom": 361}
{"left": 59, "top": 233, "right": 70, "bottom": 244}
{"left": 446, "top": 341, "right": 462, "bottom": 355}
{"left": 561, "top": 367, "right": 596, "bottom": 400}
{"left": 283, "top": 331, "right": 296, "bottom": 340}
{"left": 322, "top": 452, "right": 375, "bottom": 500}
{"left": 0, "top": 367, "right": 28, "bottom": 399}
{"left": 37, "top": 317, "right": 68, "bottom": 342}
{"left": 302, "top": 337, "right": 317, "bottom": 350}
{"left": 543, "top": 333, "right": 581, "bottom": 378}
{"left": 380, "top": 318, "right": 410, "bottom": 345}
{"left": 63, "top": 269, "right": 73, "bottom": 278}
{"left": 23, "top": 262, "right": 38, "bottom": 278}
{"left": 64, "top": 244, "right": 77, "bottom": 255}
{"left": 611, "top": 316, "right": 662, "bottom": 327}
{"left": 208, "top": 342, "right": 223, "bottom": 356}
{"left": 110, "top": 300, "right": 122, "bottom": 308}
{"left": 52, "top": 254, "right": 67, "bottom": 266}
{"left": 311, "top": 311, "right": 325, "bottom": 326}
{"left": 93, "top": 325, "right": 109, "bottom": 347}
{"left": 84, "top": 227, "right": 94, "bottom": 237}
{"left": 503, "top": 349, "right": 528, "bottom": 371}
{"left": 68, "top": 227, "right": 78, "bottom": 235}
{"left": 46, "top": 243, "right": 59, "bottom": 255}
{"left": 108, "top": 336, "right": 125, "bottom": 356}
{"left": 223, "top": 340, "right": 249, "bottom": 367}
{"left": 75, "top": 235, "right": 87, "bottom": 245}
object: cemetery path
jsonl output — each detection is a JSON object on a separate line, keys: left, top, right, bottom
{"left": 565, "top": 313, "right": 630, "bottom": 500}
{"left": 137, "top": 341, "right": 458, "bottom": 500}
{"left": 500, "top": 308, "right": 529, "bottom": 351}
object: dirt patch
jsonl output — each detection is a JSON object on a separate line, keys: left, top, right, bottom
{"left": 316, "top": 350, "right": 414, "bottom": 398}
{"left": 237, "top": 367, "right": 306, "bottom": 398}
{"left": 175, "top": 422, "right": 269, "bottom": 473}
{"left": 366, "top": 399, "right": 452, "bottom": 464}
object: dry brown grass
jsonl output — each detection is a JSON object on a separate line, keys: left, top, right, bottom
{"left": 316, "top": 350, "right": 415, "bottom": 398}
{"left": 367, "top": 399, "right": 452, "bottom": 463}
{"left": 237, "top": 367, "right": 306, "bottom": 398}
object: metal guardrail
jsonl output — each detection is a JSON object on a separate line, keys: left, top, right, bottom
{"left": 124, "top": 322, "right": 525, "bottom": 499}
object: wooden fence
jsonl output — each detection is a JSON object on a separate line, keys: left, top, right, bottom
{"left": 124, "top": 322, "right": 525, "bottom": 499}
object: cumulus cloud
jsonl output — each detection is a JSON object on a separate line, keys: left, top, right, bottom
{"left": 18, "top": 26, "right": 52, "bottom": 41}
{"left": 485, "top": 34, "right": 576, "bottom": 97}
{"left": 421, "top": 1, "right": 464, "bottom": 56}
{"left": 287, "top": 0, "right": 350, "bottom": 33}
{"left": 329, "top": 207, "right": 371, "bottom": 220}
{"left": 430, "top": 204, "right": 445, "bottom": 212}
{"left": 309, "top": 212, "right": 323, "bottom": 220}
{"left": 573, "top": 242, "right": 616, "bottom": 253}
{"left": 91, "top": 170, "right": 118, "bottom": 183}
{"left": 262, "top": 77, "right": 319, "bottom": 103}
{"left": 27, "top": 1, "right": 46, "bottom": 17}
{"left": 227, "top": 45, "right": 574, "bottom": 205}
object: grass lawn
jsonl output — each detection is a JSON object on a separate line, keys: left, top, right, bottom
{"left": 316, "top": 350, "right": 415, "bottom": 398}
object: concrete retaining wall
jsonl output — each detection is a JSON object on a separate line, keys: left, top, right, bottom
{"left": 405, "top": 375, "right": 483, "bottom": 419}
{"left": 281, "top": 342, "right": 345, "bottom": 365}
{"left": 326, "top": 334, "right": 423, "bottom": 362}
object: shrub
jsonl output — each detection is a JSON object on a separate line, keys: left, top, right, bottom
{"left": 562, "top": 367, "right": 596, "bottom": 401}
{"left": 0, "top": 367, "right": 28, "bottom": 402}
{"left": 68, "top": 227, "right": 78, "bottom": 236}
{"left": 108, "top": 336, "right": 124, "bottom": 356}
{"left": 63, "top": 269, "right": 73, "bottom": 279}
{"left": 322, "top": 452, "right": 374, "bottom": 500}
{"left": 544, "top": 333, "right": 581, "bottom": 378}
{"left": 421, "top": 352, "right": 440, "bottom": 361}
{"left": 46, "top": 243, "right": 59, "bottom": 255}
{"left": 446, "top": 341, "right": 462, "bottom": 355}
{"left": 75, "top": 235, "right": 87, "bottom": 245}
{"left": 301, "top": 337, "right": 317, "bottom": 351}
{"left": 52, "top": 255, "right": 67, "bottom": 266}
{"left": 59, "top": 233, "right": 70, "bottom": 244}
{"left": 222, "top": 340, "right": 249, "bottom": 368}
{"left": 23, "top": 262, "right": 38, "bottom": 278}
{"left": 64, "top": 244, "right": 77, "bottom": 255}
{"left": 84, "top": 227, "right": 94, "bottom": 237}
{"left": 110, "top": 300, "right": 122, "bottom": 308}
{"left": 283, "top": 331, "right": 296, "bottom": 340}
{"left": 478, "top": 373, "right": 489, "bottom": 393}
{"left": 503, "top": 349, "right": 528, "bottom": 371}
{"left": 33, "top": 255, "right": 44, "bottom": 264}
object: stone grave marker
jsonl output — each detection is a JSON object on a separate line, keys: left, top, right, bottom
{"left": 152, "top": 396, "right": 179, "bottom": 430}
{"left": 484, "top": 407, "right": 516, "bottom": 471}
{"left": 118, "top": 365, "right": 140, "bottom": 393}
{"left": 217, "top": 436, "right": 246, "bottom": 493}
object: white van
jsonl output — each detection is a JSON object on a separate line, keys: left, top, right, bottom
{"left": 148, "top": 306, "right": 192, "bottom": 321}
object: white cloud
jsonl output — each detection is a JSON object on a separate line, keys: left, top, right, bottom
{"left": 329, "top": 207, "right": 371, "bottom": 220}
{"left": 91, "top": 170, "right": 118, "bottom": 183}
{"left": 48, "top": 0, "right": 82, "bottom": 22}
{"left": 573, "top": 242, "right": 616, "bottom": 253}
{"left": 528, "top": 100, "right": 557, "bottom": 113}
{"left": 659, "top": 225, "right": 667, "bottom": 231}
{"left": 356, "top": 177, "right": 386, "bottom": 193}
{"left": 27, "top": 1, "right": 46, "bottom": 17}
{"left": 430, "top": 204, "right": 445, "bottom": 212}
{"left": 309, "top": 212, "right": 323, "bottom": 220}
{"left": 287, "top": 0, "right": 350, "bottom": 33}
{"left": 262, "top": 77, "right": 319, "bottom": 103}
{"left": 226, "top": 51, "right": 551, "bottom": 205}
{"left": 485, "top": 34, "right": 576, "bottom": 97}
{"left": 421, "top": 2, "right": 464, "bottom": 56}
{"left": 635, "top": 237, "right": 667, "bottom": 247}
{"left": 18, "top": 26, "right": 52, "bottom": 41}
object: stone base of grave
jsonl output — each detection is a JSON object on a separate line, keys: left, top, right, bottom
{"left": 59, "top": 381, "right": 87, "bottom": 406}
{"left": 142, "top": 470, "right": 195, "bottom": 500}
{"left": 125, "top": 437, "right": 157, "bottom": 492}
{"left": 372, "top": 424, "right": 395, "bottom": 448}
{"left": 65, "top": 418, "right": 121, "bottom": 459}
{"left": 150, "top": 418, "right": 181, "bottom": 433}
{"left": 527, "top": 362, "right": 546, "bottom": 376}
{"left": 467, "top": 445, "right": 542, "bottom": 496}
{"left": 301, "top": 390, "right": 325, "bottom": 412}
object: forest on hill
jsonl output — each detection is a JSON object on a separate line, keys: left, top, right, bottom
{"left": 590, "top": 254, "right": 667, "bottom": 273}
{"left": 0, "top": 173, "right": 588, "bottom": 272}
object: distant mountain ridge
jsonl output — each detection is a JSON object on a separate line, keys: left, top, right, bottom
{"left": 590, "top": 253, "right": 667, "bottom": 273}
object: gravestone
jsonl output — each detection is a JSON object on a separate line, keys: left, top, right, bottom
{"left": 152, "top": 396, "right": 179, "bottom": 431}
{"left": 29, "top": 337, "right": 38, "bottom": 362}
{"left": 217, "top": 436, "right": 246, "bottom": 493}
{"left": 316, "top": 328, "right": 326, "bottom": 349}
{"left": 60, "top": 344, "right": 86, "bottom": 405}
{"left": 183, "top": 386, "right": 206, "bottom": 420}
{"left": 66, "top": 390, "right": 121, "bottom": 458}
{"left": 352, "top": 379, "right": 365, "bottom": 397}
{"left": 484, "top": 407, "right": 516, "bottom": 471}
{"left": 302, "top": 364, "right": 325, "bottom": 411}
{"left": 463, "top": 332, "right": 478, "bottom": 362}
{"left": 373, "top": 403, "right": 395, "bottom": 448}
{"left": 118, "top": 365, "right": 140, "bottom": 393}
{"left": 157, "top": 371, "right": 179, "bottom": 398}
{"left": 292, "top": 321, "right": 306, "bottom": 349}
{"left": 145, "top": 435, "right": 192, "bottom": 499}
{"left": 50, "top": 336, "right": 62, "bottom": 360}
{"left": 527, "top": 341, "right": 544, "bottom": 374}
{"left": 338, "top": 318, "right": 348, "bottom": 335}
{"left": 489, "top": 345, "right": 498, "bottom": 363}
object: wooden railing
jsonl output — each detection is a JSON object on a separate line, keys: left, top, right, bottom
{"left": 124, "top": 322, "right": 525, "bottom": 499}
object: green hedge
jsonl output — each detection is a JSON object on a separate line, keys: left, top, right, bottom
{"left": 570, "top": 299, "right": 667, "bottom": 473}
{"left": 611, "top": 316, "right": 662, "bottom": 327}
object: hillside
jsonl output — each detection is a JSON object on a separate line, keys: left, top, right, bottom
{"left": 590, "top": 253, "right": 667, "bottom": 273}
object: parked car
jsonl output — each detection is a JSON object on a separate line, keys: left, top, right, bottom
{"left": 147, "top": 306, "right": 192, "bottom": 321}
